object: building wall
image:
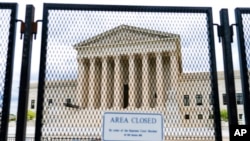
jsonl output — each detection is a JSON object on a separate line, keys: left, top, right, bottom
{"left": 27, "top": 70, "right": 244, "bottom": 138}
{"left": 28, "top": 71, "right": 244, "bottom": 115}
{"left": 28, "top": 82, "right": 38, "bottom": 112}
{"left": 218, "top": 71, "right": 244, "bottom": 124}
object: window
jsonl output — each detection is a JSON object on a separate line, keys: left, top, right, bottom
{"left": 31, "top": 100, "right": 35, "bottom": 109}
{"left": 198, "top": 114, "right": 203, "bottom": 119}
{"left": 66, "top": 98, "right": 71, "bottom": 104}
{"left": 223, "top": 93, "right": 243, "bottom": 105}
{"left": 223, "top": 94, "right": 227, "bottom": 105}
{"left": 236, "top": 93, "right": 243, "bottom": 105}
{"left": 196, "top": 94, "right": 203, "bottom": 106}
{"left": 239, "top": 114, "right": 243, "bottom": 120}
{"left": 209, "top": 94, "right": 213, "bottom": 105}
{"left": 184, "top": 114, "right": 190, "bottom": 120}
{"left": 209, "top": 114, "right": 214, "bottom": 119}
{"left": 183, "top": 95, "right": 190, "bottom": 106}
{"left": 48, "top": 99, "right": 53, "bottom": 106}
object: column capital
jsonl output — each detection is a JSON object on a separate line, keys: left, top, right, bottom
{"left": 141, "top": 53, "right": 149, "bottom": 58}
{"left": 89, "top": 57, "right": 96, "bottom": 62}
{"left": 155, "top": 52, "right": 162, "bottom": 57}
{"left": 101, "top": 56, "right": 108, "bottom": 63}
{"left": 129, "top": 54, "right": 135, "bottom": 58}
{"left": 114, "top": 55, "right": 121, "bottom": 59}
{"left": 81, "top": 58, "right": 90, "bottom": 64}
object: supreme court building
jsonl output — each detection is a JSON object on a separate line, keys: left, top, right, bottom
{"left": 40, "top": 25, "right": 217, "bottom": 138}
{"left": 74, "top": 25, "right": 181, "bottom": 110}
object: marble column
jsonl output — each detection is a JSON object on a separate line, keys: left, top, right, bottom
{"left": 142, "top": 54, "right": 150, "bottom": 108}
{"left": 81, "top": 59, "right": 89, "bottom": 108}
{"left": 129, "top": 55, "right": 136, "bottom": 108}
{"left": 113, "top": 56, "right": 122, "bottom": 108}
{"left": 101, "top": 57, "right": 108, "bottom": 109}
{"left": 88, "top": 57, "right": 96, "bottom": 109}
{"left": 156, "top": 52, "right": 165, "bottom": 107}
{"left": 170, "top": 55, "right": 178, "bottom": 91}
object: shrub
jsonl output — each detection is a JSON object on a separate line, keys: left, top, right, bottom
{"left": 220, "top": 109, "right": 228, "bottom": 122}
{"left": 27, "top": 110, "right": 36, "bottom": 120}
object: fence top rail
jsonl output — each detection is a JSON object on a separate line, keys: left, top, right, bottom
{"left": 43, "top": 3, "right": 212, "bottom": 13}
{"left": 0, "top": 3, "right": 17, "bottom": 9}
{"left": 235, "top": 7, "right": 250, "bottom": 14}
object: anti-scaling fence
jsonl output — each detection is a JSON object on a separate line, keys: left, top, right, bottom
{"left": 2, "top": 2, "right": 250, "bottom": 141}
{"left": 235, "top": 8, "right": 250, "bottom": 125}
{"left": 0, "top": 3, "right": 17, "bottom": 141}
{"left": 34, "top": 4, "right": 221, "bottom": 141}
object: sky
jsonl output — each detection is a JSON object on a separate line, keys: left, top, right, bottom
{"left": 0, "top": 0, "right": 248, "bottom": 114}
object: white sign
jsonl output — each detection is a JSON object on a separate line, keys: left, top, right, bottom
{"left": 102, "top": 112, "right": 163, "bottom": 141}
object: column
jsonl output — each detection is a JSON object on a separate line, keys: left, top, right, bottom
{"left": 129, "top": 55, "right": 136, "bottom": 108}
{"left": 81, "top": 59, "right": 89, "bottom": 108}
{"left": 76, "top": 59, "right": 84, "bottom": 107}
{"left": 113, "top": 56, "right": 122, "bottom": 108}
{"left": 170, "top": 55, "right": 178, "bottom": 91}
{"left": 142, "top": 54, "right": 150, "bottom": 108}
{"left": 156, "top": 52, "right": 165, "bottom": 108}
{"left": 88, "top": 57, "right": 95, "bottom": 109}
{"left": 101, "top": 57, "right": 108, "bottom": 109}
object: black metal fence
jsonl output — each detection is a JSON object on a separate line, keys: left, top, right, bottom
{"left": 235, "top": 8, "right": 250, "bottom": 125}
{"left": 7, "top": 137, "right": 34, "bottom": 141}
{"left": 0, "top": 3, "right": 17, "bottom": 141}
{"left": 34, "top": 4, "right": 221, "bottom": 141}
{"left": 7, "top": 137, "right": 100, "bottom": 141}
{"left": 2, "top": 2, "right": 250, "bottom": 141}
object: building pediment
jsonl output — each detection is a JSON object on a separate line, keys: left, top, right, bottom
{"left": 74, "top": 25, "right": 179, "bottom": 48}
{"left": 74, "top": 25, "right": 182, "bottom": 72}
{"left": 74, "top": 25, "right": 181, "bottom": 58}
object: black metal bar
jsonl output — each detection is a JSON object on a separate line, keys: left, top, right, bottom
{"left": 15, "top": 5, "right": 35, "bottom": 141}
{"left": 235, "top": 8, "right": 250, "bottom": 125}
{"left": 43, "top": 3, "right": 212, "bottom": 13}
{"left": 35, "top": 4, "right": 48, "bottom": 141}
{"left": 207, "top": 8, "right": 222, "bottom": 141}
{"left": 0, "top": 3, "right": 17, "bottom": 141}
{"left": 220, "top": 9, "right": 238, "bottom": 140}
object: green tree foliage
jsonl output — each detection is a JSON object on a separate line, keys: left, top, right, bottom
{"left": 220, "top": 109, "right": 228, "bottom": 122}
{"left": 27, "top": 110, "right": 36, "bottom": 120}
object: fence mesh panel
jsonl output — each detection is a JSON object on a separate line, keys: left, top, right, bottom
{"left": 38, "top": 5, "right": 218, "bottom": 141}
{"left": 0, "top": 8, "right": 11, "bottom": 132}
{"left": 241, "top": 13, "right": 250, "bottom": 96}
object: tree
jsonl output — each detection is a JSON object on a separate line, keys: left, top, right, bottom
{"left": 220, "top": 109, "right": 228, "bottom": 122}
{"left": 27, "top": 110, "right": 36, "bottom": 120}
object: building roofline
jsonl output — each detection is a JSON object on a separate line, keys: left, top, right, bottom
{"left": 73, "top": 24, "right": 179, "bottom": 48}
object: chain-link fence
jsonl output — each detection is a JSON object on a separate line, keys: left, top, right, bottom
{"left": 35, "top": 4, "right": 220, "bottom": 141}
{"left": 0, "top": 3, "right": 17, "bottom": 141}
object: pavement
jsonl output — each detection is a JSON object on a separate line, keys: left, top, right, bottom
{"left": 7, "top": 121, "right": 230, "bottom": 141}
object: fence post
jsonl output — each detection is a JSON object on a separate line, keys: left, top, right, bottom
{"left": 15, "top": 5, "right": 35, "bottom": 141}
{"left": 235, "top": 8, "right": 250, "bottom": 125}
{"left": 220, "top": 8, "right": 238, "bottom": 140}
